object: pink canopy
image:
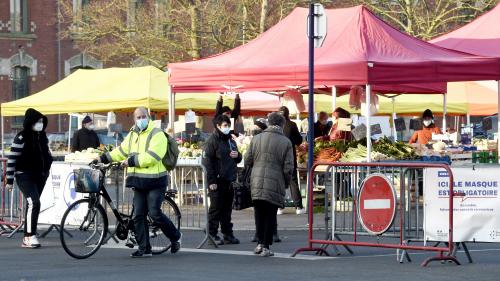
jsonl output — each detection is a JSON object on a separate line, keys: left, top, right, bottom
{"left": 169, "top": 5, "right": 500, "bottom": 93}
{"left": 430, "top": 4, "right": 500, "bottom": 57}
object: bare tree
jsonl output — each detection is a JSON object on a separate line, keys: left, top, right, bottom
{"left": 352, "top": 0, "right": 499, "bottom": 40}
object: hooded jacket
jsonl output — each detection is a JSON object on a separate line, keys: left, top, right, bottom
{"left": 202, "top": 129, "right": 242, "bottom": 185}
{"left": 244, "top": 126, "right": 294, "bottom": 208}
{"left": 6, "top": 108, "right": 53, "bottom": 185}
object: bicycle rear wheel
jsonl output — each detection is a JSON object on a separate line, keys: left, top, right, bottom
{"left": 150, "top": 196, "right": 181, "bottom": 255}
{"left": 60, "top": 198, "right": 108, "bottom": 259}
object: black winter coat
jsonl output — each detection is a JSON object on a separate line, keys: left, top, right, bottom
{"left": 202, "top": 130, "right": 242, "bottom": 185}
{"left": 6, "top": 108, "right": 53, "bottom": 185}
{"left": 71, "top": 128, "right": 100, "bottom": 152}
{"left": 282, "top": 119, "right": 302, "bottom": 169}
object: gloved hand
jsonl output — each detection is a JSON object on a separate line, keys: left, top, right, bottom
{"left": 209, "top": 184, "right": 217, "bottom": 191}
{"left": 5, "top": 184, "right": 13, "bottom": 191}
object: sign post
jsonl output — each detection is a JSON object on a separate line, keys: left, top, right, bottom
{"left": 307, "top": 2, "right": 327, "bottom": 221}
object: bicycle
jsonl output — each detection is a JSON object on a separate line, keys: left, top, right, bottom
{"left": 59, "top": 162, "right": 181, "bottom": 259}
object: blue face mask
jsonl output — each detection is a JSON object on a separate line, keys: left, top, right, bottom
{"left": 136, "top": 118, "right": 149, "bottom": 131}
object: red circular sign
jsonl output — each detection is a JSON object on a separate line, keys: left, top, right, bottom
{"left": 358, "top": 174, "right": 397, "bottom": 235}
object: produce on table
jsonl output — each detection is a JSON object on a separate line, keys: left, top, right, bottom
{"left": 372, "top": 137, "right": 418, "bottom": 160}
{"left": 432, "top": 141, "right": 447, "bottom": 152}
{"left": 64, "top": 148, "right": 102, "bottom": 163}
{"left": 339, "top": 144, "right": 392, "bottom": 163}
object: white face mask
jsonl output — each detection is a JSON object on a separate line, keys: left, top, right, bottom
{"left": 219, "top": 127, "right": 231, "bottom": 135}
{"left": 423, "top": 120, "right": 433, "bottom": 127}
{"left": 87, "top": 124, "right": 95, "bottom": 130}
{"left": 33, "top": 122, "right": 44, "bottom": 132}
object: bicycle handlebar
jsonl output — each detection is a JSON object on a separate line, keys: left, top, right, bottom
{"left": 89, "top": 161, "right": 122, "bottom": 171}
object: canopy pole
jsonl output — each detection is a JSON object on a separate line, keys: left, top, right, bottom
{"left": 392, "top": 97, "right": 397, "bottom": 141}
{"left": 466, "top": 113, "right": 470, "bottom": 126}
{"left": 366, "top": 84, "right": 372, "bottom": 163}
{"left": 1, "top": 116, "right": 4, "bottom": 158}
{"left": 442, "top": 93, "right": 447, "bottom": 133}
{"left": 67, "top": 114, "right": 72, "bottom": 153}
{"left": 331, "top": 86, "right": 337, "bottom": 112}
{"left": 497, "top": 80, "right": 500, "bottom": 157}
{"left": 168, "top": 87, "right": 175, "bottom": 134}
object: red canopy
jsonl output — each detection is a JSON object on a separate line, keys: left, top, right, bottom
{"left": 169, "top": 5, "right": 500, "bottom": 93}
{"left": 430, "top": 4, "right": 500, "bottom": 57}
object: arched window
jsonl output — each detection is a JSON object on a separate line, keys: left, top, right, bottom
{"left": 64, "top": 53, "right": 102, "bottom": 76}
{"left": 11, "top": 66, "right": 30, "bottom": 127}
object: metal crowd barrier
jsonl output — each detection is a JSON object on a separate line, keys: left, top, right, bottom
{"left": 107, "top": 162, "right": 215, "bottom": 249}
{"left": 0, "top": 158, "right": 25, "bottom": 237}
{"left": 292, "top": 161, "right": 459, "bottom": 267}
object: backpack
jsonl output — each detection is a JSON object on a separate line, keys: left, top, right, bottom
{"left": 162, "top": 132, "right": 179, "bottom": 171}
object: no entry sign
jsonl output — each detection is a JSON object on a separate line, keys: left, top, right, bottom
{"left": 358, "top": 174, "right": 397, "bottom": 235}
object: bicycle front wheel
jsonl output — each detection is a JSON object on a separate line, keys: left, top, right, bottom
{"left": 150, "top": 196, "right": 181, "bottom": 255}
{"left": 60, "top": 198, "right": 108, "bottom": 259}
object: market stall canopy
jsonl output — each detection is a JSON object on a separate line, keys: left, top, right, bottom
{"left": 430, "top": 4, "right": 500, "bottom": 57}
{"left": 1, "top": 66, "right": 169, "bottom": 116}
{"left": 310, "top": 94, "right": 468, "bottom": 116}
{"left": 168, "top": 5, "right": 500, "bottom": 93}
{"left": 447, "top": 81, "right": 498, "bottom": 116}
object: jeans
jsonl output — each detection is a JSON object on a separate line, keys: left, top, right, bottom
{"left": 133, "top": 186, "right": 180, "bottom": 251}
{"left": 208, "top": 180, "right": 234, "bottom": 236}
{"left": 253, "top": 200, "right": 278, "bottom": 248}
{"left": 15, "top": 172, "right": 48, "bottom": 236}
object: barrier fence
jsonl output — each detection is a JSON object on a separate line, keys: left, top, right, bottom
{"left": 293, "top": 161, "right": 459, "bottom": 267}
{"left": 0, "top": 158, "right": 24, "bottom": 237}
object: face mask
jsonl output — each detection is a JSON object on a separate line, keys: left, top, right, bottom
{"left": 320, "top": 120, "right": 327, "bottom": 125}
{"left": 33, "top": 122, "right": 44, "bottom": 132}
{"left": 219, "top": 127, "right": 231, "bottom": 135}
{"left": 423, "top": 120, "right": 433, "bottom": 127}
{"left": 86, "top": 124, "right": 95, "bottom": 130}
{"left": 135, "top": 118, "right": 149, "bottom": 131}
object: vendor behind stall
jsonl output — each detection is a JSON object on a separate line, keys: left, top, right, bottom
{"left": 328, "top": 107, "right": 353, "bottom": 141}
{"left": 71, "top": 116, "right": 100, "bottom": 152}
{"left": 314, "top": 111, "right": 332, "bottom": 139}
{"left": 409, "top": 109, "right": 441, "bottom": 145}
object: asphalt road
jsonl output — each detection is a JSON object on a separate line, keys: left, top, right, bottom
{"left": 1, "top": 229, "right": 500, "bottom": 281}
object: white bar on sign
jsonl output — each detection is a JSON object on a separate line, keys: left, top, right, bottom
{"left": 364, "top": 199, "right": 390, "bottom": 209}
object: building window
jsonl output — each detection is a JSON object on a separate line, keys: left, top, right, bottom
{"left": 10, "top": 0, "right": 29, "bottom": 33}
{"left": 12, "top": 66, "right": 30, "bottom": 127}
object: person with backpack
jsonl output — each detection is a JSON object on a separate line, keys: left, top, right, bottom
{"left": 98, "top": 107, "right": 181, "bottom": 258}
{"left": 203, "top": 115, "right": 242, "bottom": 245}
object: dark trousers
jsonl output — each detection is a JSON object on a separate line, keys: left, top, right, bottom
{"left": 15, "top": 172, "right": 47, "bottom": 236}
{"left": 289, "top": 168, "right": 303, "bottom": 209}
{"left": 254, "top": 200, "right": 278, "bottom": 248}
{"left": 133, "top": 186, "right": 180, "bottom": 251}
{"left": 208, "top": 180, "right": 234, "bottom": 236}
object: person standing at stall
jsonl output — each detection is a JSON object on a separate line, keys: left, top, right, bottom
{"left": 278, "top": 106, "right": 305, "bottom": 215}
{"left": 328, "top": 107, "right": 354, "bottom": 141}
{"left": 214, "top": 93, "right": 241, "bottom": 134}
{"left": 71, "top": 116, "right": 100, "bottom": 152}
{"left": 5, "top": 108, "right": 53, "bottom": 248}
{"left": 314, "top": 111, "right": 332, "bottom": 139}
{"left": 203, "top": 115, "right": 242, "bottom": 245}
{"left": 409, "top": 109, "right": 442, "bottom": 145}
{"left": 245, "top": 112, "right": 294, "bottom": 257}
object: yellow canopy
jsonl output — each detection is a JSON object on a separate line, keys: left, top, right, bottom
{"left": 1, "top": 66, "right": 170, "bottom": 116}
{"left": 310, "top": 94, "right": 468, "bottom": 116}
{"left": 447, "top": 81, "right": 498, "bottom": 116}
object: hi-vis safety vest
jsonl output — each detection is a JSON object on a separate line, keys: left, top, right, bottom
{"left": 105, "top": 120, "right": 168, "bottom": 178}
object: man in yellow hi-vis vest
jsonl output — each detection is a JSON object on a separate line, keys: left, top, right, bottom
{"left": 99, "top": 107, "right": 181, "bottom": 258}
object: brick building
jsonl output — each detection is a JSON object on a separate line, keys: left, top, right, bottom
{"left": 0, "top": 0, "right": 104, "bottom": 139}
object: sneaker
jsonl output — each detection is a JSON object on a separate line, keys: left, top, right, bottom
{"left": 254, "top": 244, "right": 264, "bottom": 255}
{"left": 22, "top": 236, "right": 41, "bottom": 248}
{"left": 223, "top": 234, "right": 240, "bottom": 244}
{"left": 211, "top": 235, "right": 224, "bottom": 245}
{"left": 130, "top": 249, "right": 153, "bottom": 258}
{"left": 277, "top": 208, "right": 284, "bottom": 215}
{"left": 296, "top": 208, "right": 306, "bottom": 215}
{"left": 260, "top": 248, "right": 274, "bottom": 257}
{"left": 170, "top": 232, "right": 182, "bottom": 254}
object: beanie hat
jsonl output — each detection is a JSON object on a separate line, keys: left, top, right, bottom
{"left": 82, "top": 116, "right": 92, "bottom": 125}
{"left": 422, "top": 109, "right": 434, "bottom": 119}
{"left": 254, "top": 118, "right": 268, "bottom": 131}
